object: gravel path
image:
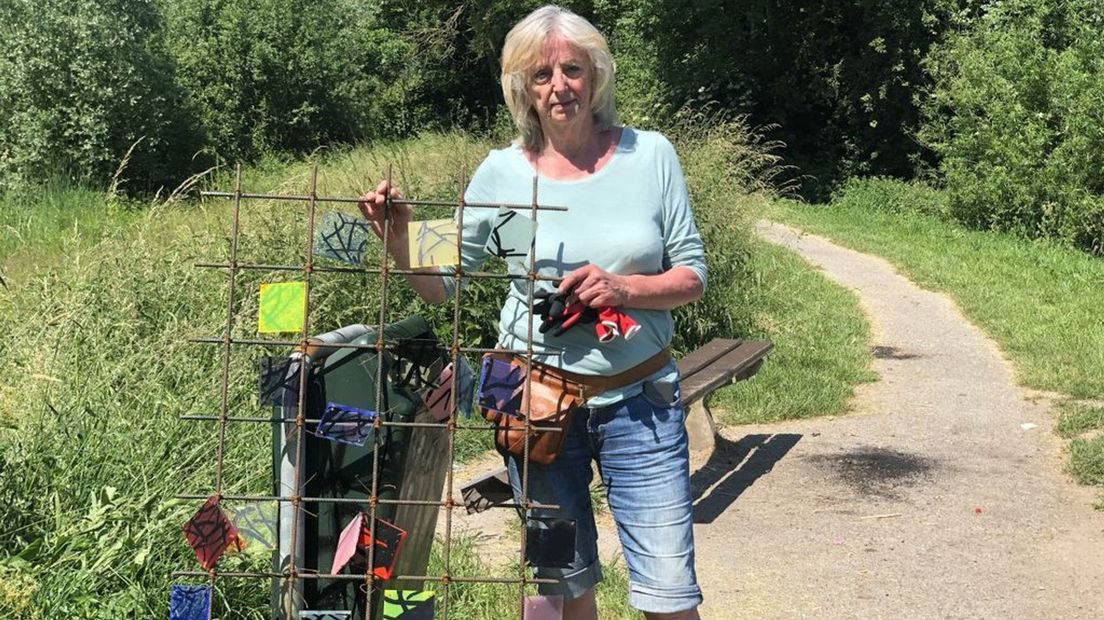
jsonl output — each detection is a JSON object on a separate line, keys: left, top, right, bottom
{"left": 697, "top": 221, "right": 1104, "bottom": 619}
{"left": 444, "top": 221, "right": 1104, "bottom": 618}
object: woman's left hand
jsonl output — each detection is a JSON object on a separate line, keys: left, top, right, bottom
{"left": 559, "top": 264, "right": 631, "bottom": 308}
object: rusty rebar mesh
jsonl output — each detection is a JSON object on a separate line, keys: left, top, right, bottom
{"left": 177, "top": 165, "right": 564, "bottom": 619}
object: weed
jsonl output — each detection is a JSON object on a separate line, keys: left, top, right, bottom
{"left": 1055, "top": 402, "right": 1104, "bottom": 440}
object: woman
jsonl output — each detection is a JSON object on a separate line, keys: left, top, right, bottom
{"left": 359, "top": 6, "right": 705, "bottom": 619}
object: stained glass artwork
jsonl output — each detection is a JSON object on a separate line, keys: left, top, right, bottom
{"left": 393, "top": 338, "right": 445, "bottom": 393}
{"left": 524, "top": 594, "right": 564, "bottom": 620}
{"left": 315, "top": 211, "right": 371, "bottom": 265}
{"left": 299, "top": 613, "right": 352, "bottom": 620}
{"left": 485, "top": 207, "right": 536, "bottom": 267}
{"left": 330, "top": 513, "right": 364, "bottom": 575}
{"left": 423, "top": 359, "right": 473, "bottom": 421}
{"left": 407, "top": 219, "right": 459, "bottom": 268}
{"left": 359, "top": 515, "right": 408, "bottom": 580}
{"left": 182, "top": 496, "right": 244, "bottom": 570}
{"left": 331, "top": 512, "right": 408, "bottom": 580}
{"left": 312, "top": 402, "right": 377, "bottom": 447}
{"left": 460, "top": 469, "right": 513, "bottom": 514}
{"left": 228, "top": 502, "right": 278, "bottom": 550}
{"left": 422, "top": 363, "right": 456, "bottom": 421}
{"left": 257, "top": 356, "right": 300, "bottom": 407}
{"left": 476, "top": 356, "right": 524, "bottom": 418}
{"left": 168, "top": 584, "right": 211, "bottom": 620}
{"left": 453, "top": 356, "right": 475, "bottom": 418}
{"left": 382, "top": 590, "right": 435, "bottom": 619}
{"left": 524, "top": 517, "right": 576, "bottom": 569}
{"left": 258, "top": 282, "right": 306, "bottom": 334}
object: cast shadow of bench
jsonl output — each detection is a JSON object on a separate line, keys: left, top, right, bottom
{"left": 691, "top": 433, "right": 802, "bottom": 524}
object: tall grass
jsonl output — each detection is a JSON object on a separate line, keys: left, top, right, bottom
{"left": 0, "top": 134, "right": 502, "bottom": 618}
{"left": 0, "top": 180, "right": 135, "bottom": 280}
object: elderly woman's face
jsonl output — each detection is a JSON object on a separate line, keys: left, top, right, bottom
{"left": 528, "top": 34, "right": 591, "bottom": 130}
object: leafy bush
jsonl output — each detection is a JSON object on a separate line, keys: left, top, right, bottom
{"left": 668, "top": 110, "right": 790, "bottom": 353}
{"left": 0, "top": 0, "right": 201, "bottom": 193}
{"left": 609, "top": 0, "right": 977, "bottom": 197}
{"left": 160, "top": 0, "right": 415, "bottom": 163}
{"left": 920, "top": 0, "right": 1104, "bottom": 254}
{"left": 829, "top": 177, "right": 949, "bottom": 218}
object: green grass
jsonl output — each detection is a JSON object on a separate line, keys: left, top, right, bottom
{"left": 0, "top": 180, "right": 139, "bottom": 283}
{"left": 711, "top": 237, "right": 876, "bottom": 424}
{"left": 425, "top": 537, "right": 641, "bottom": 619}
{"left": 1056, "top": 401, "right": 1104, "bottom": 488}
{"left": 1069, "top": 437, "right": 1104, "bottom": 487}
{"left": 1055, "top": 401, "right": 1104, "bottom": 440}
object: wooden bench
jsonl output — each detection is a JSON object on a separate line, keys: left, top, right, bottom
{"left": 460, "top": 338, "right": 773, "bottom": 512}
{"left": 678, "top": 338, "right": 773, "bottom": 457}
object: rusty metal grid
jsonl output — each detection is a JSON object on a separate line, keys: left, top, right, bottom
{"left": 174, "top": 164, "right": 569, "bottom": 619}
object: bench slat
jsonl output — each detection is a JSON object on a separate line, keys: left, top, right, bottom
{"left": 680, "top": 340, "right": 773, "bottom": 406}
{"left": 676, "top": 338, "right": 743, "bottom": 379}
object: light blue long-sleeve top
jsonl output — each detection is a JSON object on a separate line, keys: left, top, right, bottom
{"left": 441, "top": 127, "right": 707, "bottom": 406}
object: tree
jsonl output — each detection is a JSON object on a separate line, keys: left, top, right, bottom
{"left": 0, "top": 0, "right": 200, "bottom": 192}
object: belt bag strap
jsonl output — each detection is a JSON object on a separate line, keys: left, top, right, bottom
{"left": 528, "top": 347, "right": 672, "bottom": 400}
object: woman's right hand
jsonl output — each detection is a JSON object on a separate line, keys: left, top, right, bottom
{"left": 357, "top": 179, "right": 412, "bottom": 245}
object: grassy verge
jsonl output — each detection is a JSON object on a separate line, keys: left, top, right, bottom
{"left": 0, "top": 181, "right": 139, "bottom": 282}
{"left": 769, "top": 177, "right": 1104, "bottom": 501}
{"left": 1056, "top": 401, "right": 1104, "bottom": 499}
{"left": 711, "top": 237, "right": 876, "bottom": 424}
{"left": 771, "top": 188, "right": 1104, "bottom": 399}
{"left": 427, "top": 537, "right": 641, "bottom": 619}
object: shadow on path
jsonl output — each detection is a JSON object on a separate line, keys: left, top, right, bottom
{"left": 691, "top": 433, "right": 802, "bottom": 524}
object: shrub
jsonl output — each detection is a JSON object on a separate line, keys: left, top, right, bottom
{"left": 920, "top": 0, "right": 1104, "bottom": 254}
{"left": 609, "top": 0, "right": 977, "bottom": 197}
{"left": 668, "top": 110, "right": 790, "bottom": 353}
{"left": 829, "top": 176, "right": 949, "bottom": 218}
{"left": 160, "top": 0, "right": 412, "bottom": 163}
{"left": 0, "top": 0, "right": 201, "bottom": 193}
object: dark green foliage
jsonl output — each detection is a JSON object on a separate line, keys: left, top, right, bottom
{"left": 920, "top": 0, "right": 1104, "bottom": 254}
{"left": 829, "top": 177, "right": 949, "bottom": 218}
{"left": 607, "top": 0, "right": 976, "bottom": 197}
{"left": 160, "top": 0, "right": 411, "bottom": 163}
{"left": 369, "top": 1, "right": 599, "bottom": 136}
{"left": 0, "top": 0, "right": 201, "bottom": 193}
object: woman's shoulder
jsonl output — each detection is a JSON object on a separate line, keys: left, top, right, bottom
{"left": 617, "top": 126, "right": 679, "bottom": 160}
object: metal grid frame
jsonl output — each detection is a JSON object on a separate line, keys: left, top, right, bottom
{"left": 173, "top": 164, "right": 570, "bottom": 619}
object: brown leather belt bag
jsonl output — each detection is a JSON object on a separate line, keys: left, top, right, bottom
{"left": 479, "top": 348, "right": 671, "bottom": 465}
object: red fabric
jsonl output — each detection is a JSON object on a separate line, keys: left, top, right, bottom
{"left": 597, "top": 307, "right": 620, "bottom": 342}
{"left": 594, "top": 307, "right": 640, "bottom": 343}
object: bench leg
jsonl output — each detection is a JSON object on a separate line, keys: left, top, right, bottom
{"left": 685, "top": 399, "right": 717, "bottom": 458}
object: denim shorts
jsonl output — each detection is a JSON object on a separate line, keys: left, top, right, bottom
{"left": 505, "top": 384, "right": 703, "bottom": 613}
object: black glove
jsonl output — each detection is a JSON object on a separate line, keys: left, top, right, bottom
{"left": 533, "top": 289, "right": 598, "bottom": 337}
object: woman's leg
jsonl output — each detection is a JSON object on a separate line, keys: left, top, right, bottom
{"left": 589, "top": 389, "right": 703, "bottom": 615}
{"left": 645, "top": 608, "right": 700, "bottom": 620}
{"left": 563, "top": 588, "right": 598, "bottom": 620}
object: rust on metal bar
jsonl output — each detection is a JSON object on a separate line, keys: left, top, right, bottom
{"left": 188, "top": 336, "right": 558, "bottom": 358}
{"left": 193, "top": 259, "right": 562, "bottom": 284}
{"left": 186, "top": 166, "right": 574, "bottom": 619}
{"left": 200, "top": 189, "right": 567, "bottom": 211}
{"left": 175, "top": 493, "right": 559, "bottom": 511}
{"left": 172, "top": 569, "right": 559, "bottom": 585}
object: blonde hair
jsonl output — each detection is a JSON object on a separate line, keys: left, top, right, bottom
{"left": 500, "top": 5, "right": 618, "bottom": 152}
